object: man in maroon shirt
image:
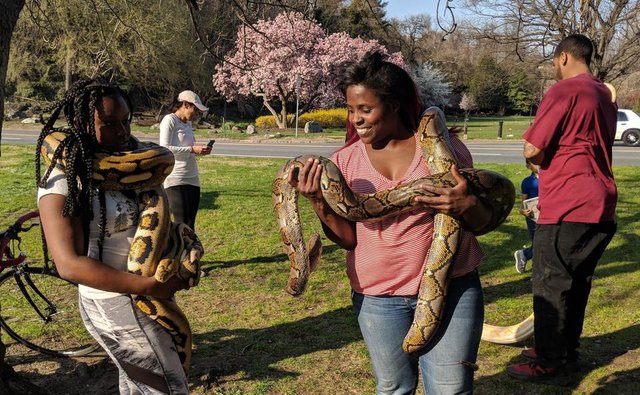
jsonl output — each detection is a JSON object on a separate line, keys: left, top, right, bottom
{"left": 507, "top": 34, "right": 617, "bottom": 383}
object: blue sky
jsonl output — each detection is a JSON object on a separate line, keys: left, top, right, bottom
{"left": 384, "top": 0, "right": 439, "bottom": 19}
{"left": 383, "top": 1, "right": 473, "bottom": 23}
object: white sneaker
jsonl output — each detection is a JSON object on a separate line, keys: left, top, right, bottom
{"left": 514, "top": 250, "right": 527, "bottom": 273}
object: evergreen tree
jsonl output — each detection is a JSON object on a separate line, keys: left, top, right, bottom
{"left": 468, "top": 56, "right": 509, "bottom": 113}
{"left": 507, "top": 69, "right": 537, "bottom": 114}
{"left": 343, "top": 0, "right": 391, "bottom": 45}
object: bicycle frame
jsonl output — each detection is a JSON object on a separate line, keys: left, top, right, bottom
{"left": 0, "top": 210, "right": 99, "bottom": 357}
{"left": 12, "top": 265, "right": 57, "bottom": 323}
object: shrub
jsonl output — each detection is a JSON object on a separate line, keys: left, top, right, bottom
{"left": 255, "top": 114, "right": 293, "bottom": 128}
{"left": 255, "top": 108, "right": 347, "bottom": 129}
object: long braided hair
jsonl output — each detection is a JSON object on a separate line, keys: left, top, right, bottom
{"left": 36, "top": 77, "right": 133, "bottom": 260}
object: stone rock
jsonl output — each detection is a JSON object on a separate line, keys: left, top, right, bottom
{"left": 304, "top": 121, "right": 323, "bottom": 133}
{"left": 246, "top": 124, "right": 256, "bottom": 134}
{"left": 231, "top": 126, "right": 240, "bottom": 132}
{"left": 7, "top": 110, "right": 27, "bottom": 120}
{"left": 150, "top": 123, "right": 160, "bottom": 130}
{"left": 21, "top": 117, "right": 39, "bottom": 124}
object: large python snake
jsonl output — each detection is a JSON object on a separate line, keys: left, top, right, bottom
{"left": 273, "top": 107, "right": 515, "bottom": 353}
{"left": 40, "top": 131, "right": 203, "bottom": 373}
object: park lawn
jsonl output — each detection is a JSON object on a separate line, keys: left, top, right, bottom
{"left": 3, "top": 114, "right": 533, "bottom": 142}
{"left": 198, "top": 115, "right": 533, "bottom": 141}
{"left": 0, "top": 144, "right": 638, "bottom": 394}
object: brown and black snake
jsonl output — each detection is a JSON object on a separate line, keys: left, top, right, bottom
{"left": 273, "top": 107, "right": 515, "bottom": 353}
{"left": 41, "top": 131, "right": 203, "bottom": 373}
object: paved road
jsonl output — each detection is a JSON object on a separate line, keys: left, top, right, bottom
{"left": 2, "top": 128, "right": 639, "bottom": 166}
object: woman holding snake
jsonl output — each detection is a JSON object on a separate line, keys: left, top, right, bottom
{"left": 37, "top": 78, "right": 190, "bottom": 394}
{"left": 288, "top": 52, "right": 488, "bottom": 394}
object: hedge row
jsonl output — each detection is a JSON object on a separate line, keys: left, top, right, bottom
{"left": 255, "top": 108, "right": 348, "bottom": 129}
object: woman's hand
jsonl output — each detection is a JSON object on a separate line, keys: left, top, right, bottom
{"left": 413, "top": 165, "right": 478, "bottom": 217}
{"left": 287, "top": 157, "right": 357, "bottom": 249}
{"left": 192, "top": 145, "right": 212, "bottom": 155}
{"left": 145, "top": 276, "right": 188, "bottom": 299}
{"left": 414, "top": 165, "right": 492, "bottom": 233}
{"left": 287, "top": 157, "right": 324, "bottom": 202}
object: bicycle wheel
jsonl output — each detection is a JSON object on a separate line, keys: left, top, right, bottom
{"left": 0, "top": 266, "right": 100, "bottom": 357}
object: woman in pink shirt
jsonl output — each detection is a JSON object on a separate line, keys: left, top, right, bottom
{"left": 288, "top": 52, "right": 487, "bottom": 394}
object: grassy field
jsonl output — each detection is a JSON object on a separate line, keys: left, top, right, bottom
{"left": 2, "top": 115, "right": 534, "bottom": 141}
{"left": 207, "top": 115, "right": 534, "bottom": 141}
{"left": 0, "top": 144, "right": 638, "bottom": 394}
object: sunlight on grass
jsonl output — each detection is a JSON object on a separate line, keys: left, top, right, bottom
{"left": 1, "top": 145, "right": 638, "bottom": 394}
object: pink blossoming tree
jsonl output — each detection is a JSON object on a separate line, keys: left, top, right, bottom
{"left": 212, "top": 11, "right": 403, "bottom": 129}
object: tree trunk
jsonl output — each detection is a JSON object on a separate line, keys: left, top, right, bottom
{"left": 259, "top": 94, "right": 286, "bottom": 129}
{"left": 0, "top": 0, "right": 26, "bottom": 157}
{"left": 279, "top": 95, "right": 288, "bottom": 129}
{"left": 65, "top": 46, "right": 74, "bottom": 91}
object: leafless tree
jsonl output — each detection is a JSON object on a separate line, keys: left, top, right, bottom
{"left": 463, "top": 0, "right": 640, "bottom": 82}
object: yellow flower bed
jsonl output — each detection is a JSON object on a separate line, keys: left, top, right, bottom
{"left": 255, "top": 108, "right": 347, "bottom": 129}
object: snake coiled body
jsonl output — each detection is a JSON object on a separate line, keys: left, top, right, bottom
{"left": 273, "top": 107, "right": 515, "bottom": 353}
{"left": 41, "top": 131, "right": 203, "bottom": 373}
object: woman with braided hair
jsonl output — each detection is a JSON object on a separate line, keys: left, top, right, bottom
{"left": 37, "top": 77, "right": 190, "bottom": 394}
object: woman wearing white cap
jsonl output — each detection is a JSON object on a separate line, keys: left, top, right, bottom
{"left": 159, "top": 90, "right": 211, "bottom": 230}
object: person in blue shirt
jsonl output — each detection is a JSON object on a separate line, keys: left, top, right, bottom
{"left": 514, "top": 159, "right": 539, "bottom": 273}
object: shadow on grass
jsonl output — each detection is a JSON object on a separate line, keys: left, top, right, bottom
{"left": 593, "top": 367, "right": 640, "bottom": 394}
{"left": 479, "top": 208, "right": 640, "bottom": 305}
{"left": 476, "top": 324, "right": 640, "bottom": 393}
{"left": 5, "top": 300, "right": 360, "bottom": 393}
{"left": 189, "top": 305, "right": 362, "bottom": 389}
{"left": 198, "top": 190, "right": 220, "bottom": 210}
{"left": 482, "top": 258, "right": 640, "bottom": 307}
{"left": 3, "top": 352, "right": 117, "bottom": 395}
{"left": 200, "top": 245, "right": 341, "bottom": 272}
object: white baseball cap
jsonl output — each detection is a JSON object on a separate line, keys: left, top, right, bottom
{"left": 177, "top": 90, "right": 209, "bottom": 112}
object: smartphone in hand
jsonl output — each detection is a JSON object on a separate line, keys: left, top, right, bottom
{"left": 207, "top": 139, "right": 215, "bottom": 148}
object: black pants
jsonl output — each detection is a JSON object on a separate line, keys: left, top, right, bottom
{"left": 165, "top": 184, "right": 201, "bottom": 231}
{"left": 532, "top": 221, "right": 616, "bottom": 368}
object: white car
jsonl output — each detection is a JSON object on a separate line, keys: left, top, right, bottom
{"left": 616, "top": 109, "right": 640, "bottom": 146}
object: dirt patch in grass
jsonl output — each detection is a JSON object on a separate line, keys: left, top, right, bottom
{"left": 4, "top": 346, "right": 117, "bottom": 395}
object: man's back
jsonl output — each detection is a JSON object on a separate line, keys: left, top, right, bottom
{"left": 523, "top": 73, "right": 617, "bottom": 224}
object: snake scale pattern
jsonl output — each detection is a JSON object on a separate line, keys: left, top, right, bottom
{"left": 273, "top": 107, "right": 515, "bottom": 353}
{"left": 41, "top": 131, "right": 204, "bottom": 373}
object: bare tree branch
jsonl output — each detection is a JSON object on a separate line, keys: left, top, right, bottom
{"left": 463, "top": 0, "right": 639, "bottom": 81}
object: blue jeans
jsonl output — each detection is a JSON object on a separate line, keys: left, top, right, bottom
{"left": 352, "top": 271, "right": 484, "bottom": 395}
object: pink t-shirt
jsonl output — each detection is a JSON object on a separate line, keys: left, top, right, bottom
{"left": 523, "top": 73, "right": 617, "bottom": 224}
{"left": 330, "top": 133, "right": 484, "bottom": 296}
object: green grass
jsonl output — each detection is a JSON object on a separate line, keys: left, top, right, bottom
{"left": 200, "top": 115, "right": 534, "bottom": 141}
{"left": 1, "top": 144, "right": 638, "bottom": 394}
{"left": 4, "top": 115, "right": 533, "bottom": 142}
